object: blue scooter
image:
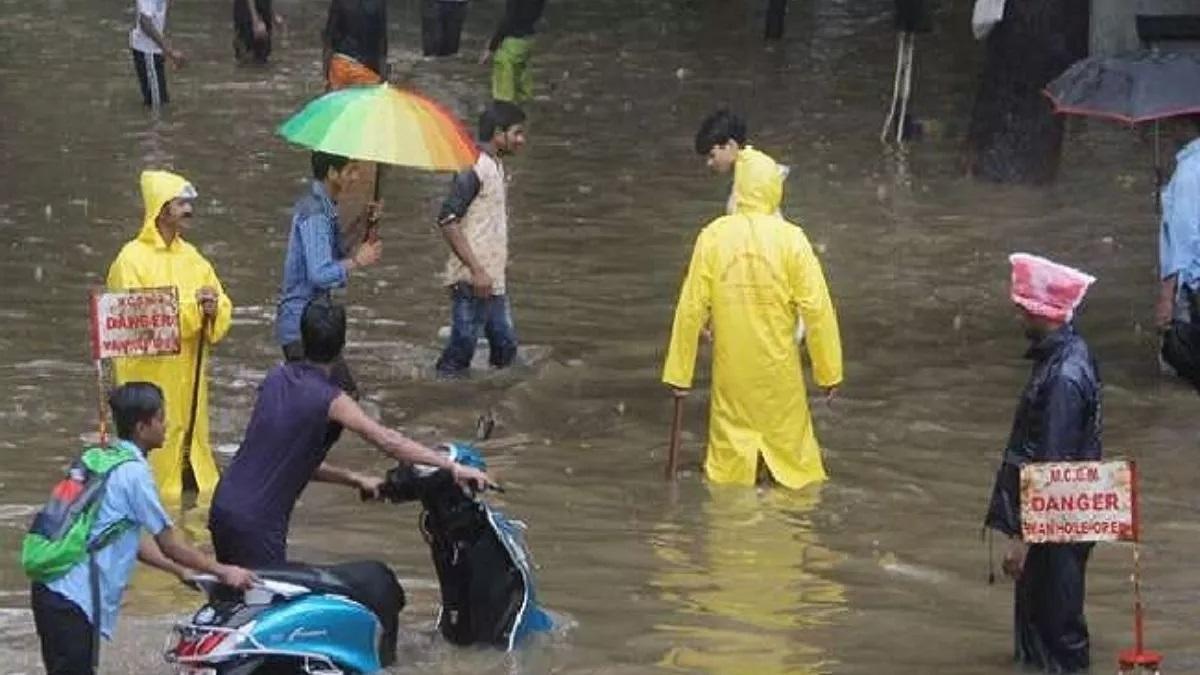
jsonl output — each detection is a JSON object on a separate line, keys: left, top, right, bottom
{"left": 164, "top": 442, "right": 551, "bottom": 675}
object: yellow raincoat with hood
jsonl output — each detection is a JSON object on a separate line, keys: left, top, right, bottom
{"left": 662, "top": 151, "right": 843, "bottom": 489}
{"left": 107, "top": 170, "right": 233, "bottom": 500}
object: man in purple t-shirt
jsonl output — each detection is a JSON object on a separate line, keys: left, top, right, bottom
{"left": 209, "top": 299, "right": 490, "bottom": 567}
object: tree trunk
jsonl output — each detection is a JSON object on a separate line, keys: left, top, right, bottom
{"left": 967, "top": 0, "right": 1090, "bottom": 184}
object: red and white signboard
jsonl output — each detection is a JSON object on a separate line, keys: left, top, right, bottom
{"left": 1021, "top": 460, "right": 1135, "bottom": 543}
{"left": 89, "top": 287, "right": 181, "bottom": 360}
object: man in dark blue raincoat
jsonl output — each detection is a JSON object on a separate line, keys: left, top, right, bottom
{"left": 985, "top": 253, "right": 1101, "bottom": 673}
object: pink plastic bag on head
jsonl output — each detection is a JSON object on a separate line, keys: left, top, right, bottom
{"left": 1009, "top": 253, "right": 1096, "bottom": 322}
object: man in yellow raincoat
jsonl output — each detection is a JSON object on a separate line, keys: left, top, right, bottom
{"left": 662, "top": 147, "right": 843, "bottom": 489}
{"left": 107, "top": 170, "right": 233, "bottom": 499}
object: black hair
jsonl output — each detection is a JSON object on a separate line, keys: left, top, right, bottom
{"left": 109, "top": 382, "right": 164, "bottom": 441}
{"left": 694, "top": 109, "right": 748, "bottom": 155}
{"left": 312, "top": 151, "right": 352, "bottom": 180}
{"left": 479, "top": 101, "right": 527, "bottom": 141}
{"left": 301, "top": 298, "right": 346, "bottom": 364}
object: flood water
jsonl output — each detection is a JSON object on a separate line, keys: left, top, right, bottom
{"left": 2, "top": 0, "right": 1199, "bottom": 673}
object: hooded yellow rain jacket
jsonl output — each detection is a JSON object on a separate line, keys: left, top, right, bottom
{"left": 725, "top": 146, "right": 786, "bottom": 216}
{"left": 662, "top": 153, "right": 843, "bottom": 489}
{"left": 107, "top": 171, "right": 233, "bottom": 500}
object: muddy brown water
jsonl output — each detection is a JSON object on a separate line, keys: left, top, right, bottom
{"left": 1, "top": 0, "right": 1198, "bottom": 673}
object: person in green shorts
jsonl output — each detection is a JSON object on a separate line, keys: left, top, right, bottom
{"left": 479, "top": 0, "right": 546, "bottom": 102}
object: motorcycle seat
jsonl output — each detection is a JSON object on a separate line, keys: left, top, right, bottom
{"left": 253, "top": 563, "right": 357, "bottom": 600}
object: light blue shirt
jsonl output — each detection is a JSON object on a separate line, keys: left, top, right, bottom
{"left": 46, "top": 439, "right": 172, "bottom": 638}
{"left": 1160, "top": 138, "right": 1200, "bottom": 296}
{"left": 274, "top": 180, "right": 348, "bottom": 346}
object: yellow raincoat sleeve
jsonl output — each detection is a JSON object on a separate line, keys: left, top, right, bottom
{"left": 790, "top": 230, "right": 843, "bottom": 388}
{"left": 662, "top": 230, "right": 713, "bottom": 389}
{"left": 178, "top": 260, "right": 233, "bottom": 345}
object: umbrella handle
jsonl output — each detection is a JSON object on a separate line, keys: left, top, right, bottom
{"left": 365, "top": 164, "right": 385, "bottom": 242}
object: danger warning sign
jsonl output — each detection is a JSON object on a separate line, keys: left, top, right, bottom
{"left": 1020, "top": 461, "right": 1134, "bottom": 544}
{"left": 89, "top": 287, "right": 181, "bottom": 360}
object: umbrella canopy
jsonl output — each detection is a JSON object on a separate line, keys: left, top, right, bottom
{"left": 1044, "top": 50, "right": 1200, "bottom": 125}
{"left": 278, "top": 84, "right": 477, "bottom": 171}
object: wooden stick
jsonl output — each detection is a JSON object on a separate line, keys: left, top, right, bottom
{"left": 665, "top": 394, "right": 684, "bottom": 480}
{"left": 180, "top": 319, "right": 209, "bottom": 493}
{"left": 95, "top": 360, "right": 108, "bottom": 447}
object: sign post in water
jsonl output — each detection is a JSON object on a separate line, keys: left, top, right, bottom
{"left": 87, "top": 287, "right": 181, "bottom": 443}
{"left": 1020, "top": 460, "right": 1162, "bottom": 673}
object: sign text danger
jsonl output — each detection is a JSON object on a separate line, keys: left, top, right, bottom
{"left": 90, "top": 287, "right": 182, "bottom": 360}
{"left": 1020, "top": 460, "right": 1134, "bottom": 544}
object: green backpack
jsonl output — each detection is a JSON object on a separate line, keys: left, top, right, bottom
{"left": 21, "top": 445, "right": 140, "bottom": 582}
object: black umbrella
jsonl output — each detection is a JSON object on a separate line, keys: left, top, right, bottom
{"left": 1045, "top": 49, "right": 1200, "bottom": 124}
{"left": 1045, "top": 49, "right": 1200, "bottom": 202}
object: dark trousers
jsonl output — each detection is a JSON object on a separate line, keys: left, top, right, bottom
{"left": 31, "top": 583, "right": 95, "bottom": 675}
{"left": 1014, "top": 543, "right": 1092, "bottom": 673}
{"left": 435, "top": 282, "right": 518, "bottom": 376}
{"left": 421, "top": 0, "right": 469, "bottom": 56}
{"left": 765, "top": 0, "right": 788, "bottom": 40}
{"left": 131, "top": 49, "right": 169, "bottom": 107}
{"left": 210, "top": 511, "right": 287, "bottom": 567}
{"left": 232, "top": 0, "right": 273, "bottom": 63}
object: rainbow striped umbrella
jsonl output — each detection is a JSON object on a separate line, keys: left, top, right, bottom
{"left": 278, "top": 84, "right": 477, "bottom": 171}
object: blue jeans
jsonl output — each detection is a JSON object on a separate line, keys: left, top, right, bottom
{"left": 436, "top": 282, "right": 518, "bottom": 376}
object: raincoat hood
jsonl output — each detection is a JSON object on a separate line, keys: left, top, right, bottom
{"left": 139, "top": 170, "right": 198, "bottom": 246}
{"left": 731, "top": 146, "right": 784, "bottom": 215}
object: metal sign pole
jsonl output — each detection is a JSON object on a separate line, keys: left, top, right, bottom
{"left": 1118, "top": 460, "right": 1162, "bottom": 673}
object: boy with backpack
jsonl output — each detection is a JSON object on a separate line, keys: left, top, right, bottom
{"left": 23, "top": 382, "right": 255, "bottom": 675}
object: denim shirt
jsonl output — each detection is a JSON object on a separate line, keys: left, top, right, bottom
{"left": 1160, "top": 138, "right": 1200, "bottom": 298}
{"left": 275, "top": 181, "right": 347, "bottom": 346}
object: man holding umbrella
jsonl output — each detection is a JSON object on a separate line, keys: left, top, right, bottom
{"left": 107, "top": 170, "right": 232, "bottom": 500}
{"left": 276, "top": 83, "right": 481, "bottom": 381}
{"left": 275, "top": 151, "right": 382, "bottom": 430}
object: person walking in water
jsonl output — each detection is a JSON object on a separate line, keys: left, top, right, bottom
{"left": 435, "top": 102, "right": 526, "bottom": 377}
{"left": 481, "top": 0, "right": 546, "bottom": 103}
{"left": 985, "top": 253, "right": 1100, "bottom": 673}
{"left": 422, "top": 0, "right": 469, "bottom": 57}
{"left": 661, "top": 146, "right": 843, "bottom": 489}
{"left": 233, "top": 0, "right": 283, "bottom": 65}
{"left": 106, "top": 171, "right": 233, "bottom": 500}
{"left": 323, "top": 0, "right": 388, "bottom": 89}
{"left": 129, "top": 0, "right": 184, "bottom": 107}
